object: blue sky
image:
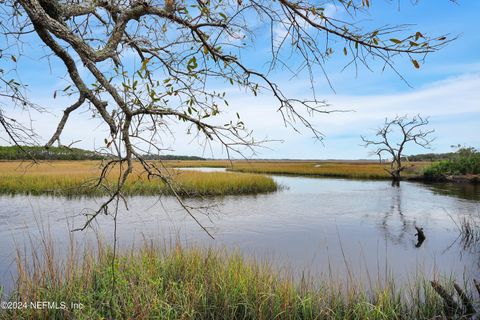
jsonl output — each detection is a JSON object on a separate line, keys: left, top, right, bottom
{"left": 1, "top": 1, "right": 479, "bottom": 159}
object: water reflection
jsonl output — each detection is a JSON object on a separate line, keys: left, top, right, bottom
{"left": 0, "top": 174, "right": 479, "bottom": 294}
{"left": 379, "top": 186, "right": 410, "bottom": 246}
{"left": 377, "top": 186, "right": 426, "bottom": 249}
{"left": 422, "top": 182, "right": 480, "bottom": 201}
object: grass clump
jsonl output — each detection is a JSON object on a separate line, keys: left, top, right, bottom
{"left": 0, "top": 161, "right": 277, "bottom": 197}
{"left": 3, "top": 242, "right": 473, "bottom": 320}
{"left": 449, "top": 210, "right": 480, "bottom": 248}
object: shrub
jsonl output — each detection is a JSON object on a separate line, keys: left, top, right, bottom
{"left": 424, "top": 147, "right": 480, "bottom": 178}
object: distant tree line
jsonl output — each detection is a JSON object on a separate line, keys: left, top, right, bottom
{"left": 140, "top": 154, "right": 205, "bottom": 161}
{"left": 0, "top": 146, "right": 205, "bottom": 161}
{"left": 403, "top": 152, "right": 458, "bottom": 162}
{"left": 0, "top": 145, "right": 105, "bottom": 160}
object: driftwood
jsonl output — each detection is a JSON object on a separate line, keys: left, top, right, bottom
{"left": 430, "top": 280, "right": 461, "bottom": 316}
{"left": 414, "top": 226, "right": 426, "bottom": 248}
{"left": 453, "top": 283, "right": 476, "bottom": 315}
{"left": 430, "top": 280, "right": 478, "bottom": 318}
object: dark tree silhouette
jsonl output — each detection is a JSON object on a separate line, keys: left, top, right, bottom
{"left": 362, "top": 114, "right": 435, "bottom": 184}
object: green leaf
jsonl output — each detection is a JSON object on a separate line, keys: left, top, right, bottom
{"left": 187, "top": 56, "right": 198, "bottom": 71}
{"left": 140, "top": 58, "right": 150, "bottom": 72}
{"left": 389, "top": 38, "right": 402, "bottom": 44}
{"left": 219, "top": 12, "right": 228, "bottom": 21}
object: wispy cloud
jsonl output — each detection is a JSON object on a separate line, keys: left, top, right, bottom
{"left": 2, "top": 70, "right": 478, "bottom": 159}
{"left": 199, "top": 73, "right": 480, "bottom": 158}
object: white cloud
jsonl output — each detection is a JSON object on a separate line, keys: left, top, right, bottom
{"left": 323, "top": 3, "right": 339, "bottom": 18}
{"left": 197, "top": 73, "right": 480, "bottom": 158}
{"left": 1, "top": 73, "right": 479, "bottom": 159}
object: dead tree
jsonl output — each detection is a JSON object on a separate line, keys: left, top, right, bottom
{"left": 362, "top": 115, "right": 434, "bottom": 185}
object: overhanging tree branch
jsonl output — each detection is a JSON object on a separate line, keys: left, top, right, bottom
{"left": 1, "top": 0, "right": 449, "bottom": 231}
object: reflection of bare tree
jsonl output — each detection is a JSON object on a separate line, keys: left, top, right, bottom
{"left": 378, "top": 186, "right": 416, "bottom": 247}
{"left": 414, "top": 226, "right": 425, "bottom": 248}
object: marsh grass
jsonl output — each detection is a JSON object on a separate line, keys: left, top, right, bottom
{"left": 225, "top": 161, "right": 429, "bottom": 180}
{"left": 0, "top": 160, "right": 428, "bottom": 198}
{"left": 459, "top": 215, "right": 480, "bottom": 246}
{"left": 450, "top": 210, "right": 480, "bottom": 248}
{"left": 2, "top": 235, "right": 477, "bottom": 320}
{"left": 161, "top": 159, "right": 428, "bottom": 180}
{"left": 0, "top": 161, "right": 277, "bottom": 197}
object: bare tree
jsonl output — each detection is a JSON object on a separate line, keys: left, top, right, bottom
{"left": 0, "top": 1, "right": 449, "bottom": 230}
{"left": 362, "top": 115, "right": 435, "bottom": 184}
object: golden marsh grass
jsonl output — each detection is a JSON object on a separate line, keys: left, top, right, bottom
{"left": 223, "top": 161, "right": 428, "bottom": 179}
{"left": 0, "top": 161, "right": 277, "bottom": 197}
{"left": 0, "top": 159, "right": 430, "bottom": 197}
{"left": 2, "top": 238, "right": 467, "bottom": 320}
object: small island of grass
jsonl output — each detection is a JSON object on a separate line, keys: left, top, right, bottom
{"left": 0, "top": 161, "right": 278, "bottom": 197}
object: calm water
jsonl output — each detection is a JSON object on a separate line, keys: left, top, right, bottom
{"left": 0, "top": 172, "right": 479, "bottom": 292}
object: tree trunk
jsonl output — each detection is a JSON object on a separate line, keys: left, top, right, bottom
{"left": 390, "top": 157, "right": 402, "bottom": 185}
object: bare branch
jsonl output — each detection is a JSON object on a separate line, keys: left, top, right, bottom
{"left": 362, "top": 114, "right": 434, "bottom": 182}
{"left": 1, "top": 0, "right": 449, "bottom": 231}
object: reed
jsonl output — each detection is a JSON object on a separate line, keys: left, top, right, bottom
{"left": 2, "top": 239, "right": 475, "bottom": 320}
{"left": 450, "top": 210, "right": 480, "bottom": 248}
{"left": 0, "top": 161, "right": 277, "bottom": 197}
